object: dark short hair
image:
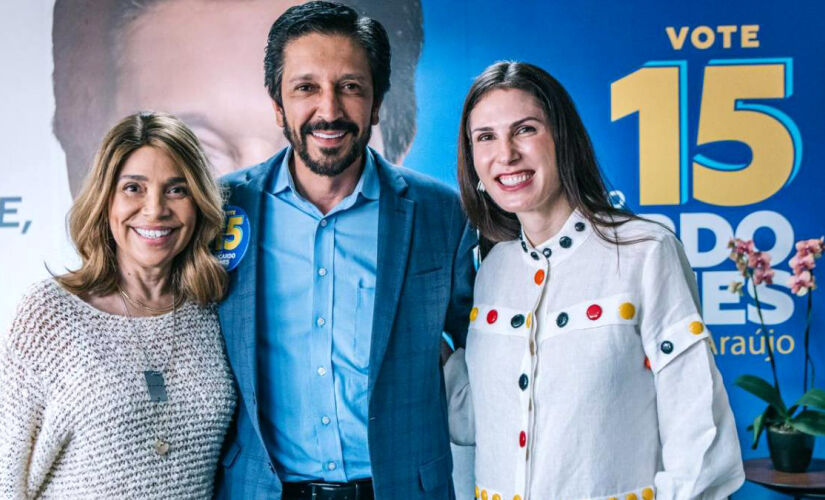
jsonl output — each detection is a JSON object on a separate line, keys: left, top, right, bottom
{"left": 264, "top": 1, "right": 391, "bottom": 108}
{"left": 457, "top": 61, "right": 637, "bottom": 248}
{"left": 52, "top": 0, "right": 422, "bottom": 196}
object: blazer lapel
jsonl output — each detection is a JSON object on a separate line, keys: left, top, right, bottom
{"left": 219, "top": 155, "right": 281, "bottom": 439}
{"left": 369, "top": 157, "right": 414, "bottom": 394}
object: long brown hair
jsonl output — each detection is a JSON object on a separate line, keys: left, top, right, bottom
{"left": 457, "top": 61, "right": 640, "bottom": 252}
{"left": 57, "top": 112, "right": 228, "bottom": 304}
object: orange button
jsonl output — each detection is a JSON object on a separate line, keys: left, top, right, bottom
{"left": 534, "top": 269, "right": 545, "bottom": 285}
{"left": 618, "top": 302, "right": 636, "bottom": 320}
{"left": 470, "top": 307, "right": 478, "bottom": 322}
{"left": 689, "top": 321, "right": 704, "bottom": 335}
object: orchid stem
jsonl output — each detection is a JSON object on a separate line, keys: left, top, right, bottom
{"left": 803, "top": 270, "right": 814, "bottom": 395}
{"left": 752, "top": 276, "right": 781, "bottom": 397}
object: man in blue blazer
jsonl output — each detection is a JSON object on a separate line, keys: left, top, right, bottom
{"left": 215, "top": 3, "right": 475, "bottom": 499}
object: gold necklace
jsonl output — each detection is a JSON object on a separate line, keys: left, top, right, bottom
{"left": 118, "top": 286, "right": 179, "bottom": 315}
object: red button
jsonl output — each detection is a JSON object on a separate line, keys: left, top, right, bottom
{"left": 644, "top": 357, "right": 651, "bottom": 370}
{"left": 534, "top": 269, "right": 545, "bottom": 285}
{"left": 487, "top": 310, "right": 498, "bottom": 324}
{"left": 586, "top": 304, "right": 602, "bottom": 320}
{"left": 519, "top": 431, "right": 526, "bottom": 447}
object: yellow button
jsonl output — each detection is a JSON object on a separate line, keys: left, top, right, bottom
{"left": 470, "top": 307, "right": 479, "bottom": 322}
{"left": 689, "top": 321, "right": 704, "bottom": 334}
{"left": 475, "top": 486, "right": 479, "bottom": 498}
{"left": 642, "top": 488, "right": 654, "bottom": 500}
{"left": 618, "top": 302, "right": 636, "bottom": 320}
{"left": 493, "top": 495, "right": 501, "bottom": 500}
{"left": 526, "top": 312, "right": 532, "bottom": 329}
{"left": 608, "top": 497, "right": 617, "bottom": 500}
{"left": 514, "top": 496, "right": 522, "bottom": 500}
{"left": 626, "top": 494, "right": 638, "bottom": 500}
{"left": 481, "top": 490, "right": 488, "bottom": 500}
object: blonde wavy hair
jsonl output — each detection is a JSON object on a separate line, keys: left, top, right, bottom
{"left": 57, "top": 112, "right": 228, "bottom": 304}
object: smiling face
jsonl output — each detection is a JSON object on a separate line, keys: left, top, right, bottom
{"left": 274, "top": 32, "right": 379, "bottom": 177}
{"left": 468, "top": 88, "right": 566, "bottom": 220}
{"left": 108, "top": 146, "right": 197, "bottom": 275}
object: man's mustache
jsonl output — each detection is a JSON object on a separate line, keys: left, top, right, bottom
{"left": 301, "top": 119, "right": 359, "bottom": 136}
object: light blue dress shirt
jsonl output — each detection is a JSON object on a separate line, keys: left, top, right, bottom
{"left": 258, "top": 148, "right": 380, "bottom": 482}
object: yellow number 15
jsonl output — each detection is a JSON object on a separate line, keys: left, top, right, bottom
{"left": 215, "top": 211, "right": 244, "bottom": 251}
{"left": 611, "top": 58, "right": 801, "bottom": 206}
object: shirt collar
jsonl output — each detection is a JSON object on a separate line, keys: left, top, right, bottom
{"left": 519, "top": 209, "right": 592, "bottom": 266}
{"left": 269, "top": 146, "right": 380, "bottom": 201}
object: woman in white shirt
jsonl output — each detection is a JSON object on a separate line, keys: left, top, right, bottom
{"left": 452, "top": 61, "right": 745, "bottom": 500}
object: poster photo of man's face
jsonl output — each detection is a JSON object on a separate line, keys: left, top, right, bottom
{"left": 52, "top": 0, "right": 423, "bottom": 196}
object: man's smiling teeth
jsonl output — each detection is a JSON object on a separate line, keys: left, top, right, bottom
{"left": 312, "top": 130, "right": 346, "bottom": 139}
{"left": 498, "top": 172, "right": 533, "bottom": 186}
{"left": 135, "top": 228, "right": 172, "bottom": 239}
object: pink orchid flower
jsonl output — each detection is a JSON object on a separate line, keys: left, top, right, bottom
{"left": 789, "top": 270, "right": 816, "bottom": 296}
{"left": 729, "top": 238, "right": 755, "bottom": 255}
{"left": 747, "top": 250, "right": 772, "bottom": 270}
{"left": 753, "top": 267, "right": 775, "bottom": 286}
{"left": 795, "top": 237, "right": 824, "bottom": 257}
{"left": 789, "top": 252, "right": 816, "bottom": 274}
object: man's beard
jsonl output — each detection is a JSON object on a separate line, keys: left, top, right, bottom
{"left": 284, "top": 115, "right": 371, "bottom": 177}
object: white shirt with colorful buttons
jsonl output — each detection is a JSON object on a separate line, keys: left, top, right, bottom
{"left": 455, "top": 210, "right": 745, "bottom": 500}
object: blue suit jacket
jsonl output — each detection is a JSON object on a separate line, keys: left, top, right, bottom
{"left": 215, "top": 149, "right": 476, "bottom": 499}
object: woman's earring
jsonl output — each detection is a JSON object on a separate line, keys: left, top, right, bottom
{"left": 476, "top": 180, "right": 486, "bottom": 192}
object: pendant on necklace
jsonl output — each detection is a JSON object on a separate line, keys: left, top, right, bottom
{"left": 154, "top": 439, "right": 171, "bottom": 456}
{"left": 144, "top": 370, "right": 168, "bottom": 402}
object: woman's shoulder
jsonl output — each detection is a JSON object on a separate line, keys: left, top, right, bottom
{"left": 602, "top": 215, "right": 679, "bottom": 250}
{"left": 480, "top": 239, "right": 522, "bottom": 266}
{"left": 6, "top": 278, "right": 76, "bottom": 349}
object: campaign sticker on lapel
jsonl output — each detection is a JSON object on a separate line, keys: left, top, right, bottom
{"left": 214, "top": 205, "right": 250, "bottom": 272}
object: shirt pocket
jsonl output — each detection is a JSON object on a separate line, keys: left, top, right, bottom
{"left": 354, "top": 283, "right": 375, "bottom": 369}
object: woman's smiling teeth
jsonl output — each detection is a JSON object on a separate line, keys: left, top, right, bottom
{"left": 498, "top": 171, "right": 534, "bottom": 186}
{"left": 312, "top": 130, "right": 346, "bottom": 139}
{"left": 134, "top": 227, "right": 173, "bottom": 239}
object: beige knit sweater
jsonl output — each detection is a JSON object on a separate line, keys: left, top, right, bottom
{"left": 0, "top": 279, "right": 237, "bottom": 499}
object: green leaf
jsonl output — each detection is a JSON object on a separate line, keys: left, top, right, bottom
{"left": 734, "top": 375, "right": 788, "bottom": 417}
{"left": 795, "top": 388, "right": 825, "bottom": 411}
{"left": 751, "top": 409, "right": 768, "bottom": 449}
{"left": 790, "top": 410, "right": 825, "bottom": 436}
